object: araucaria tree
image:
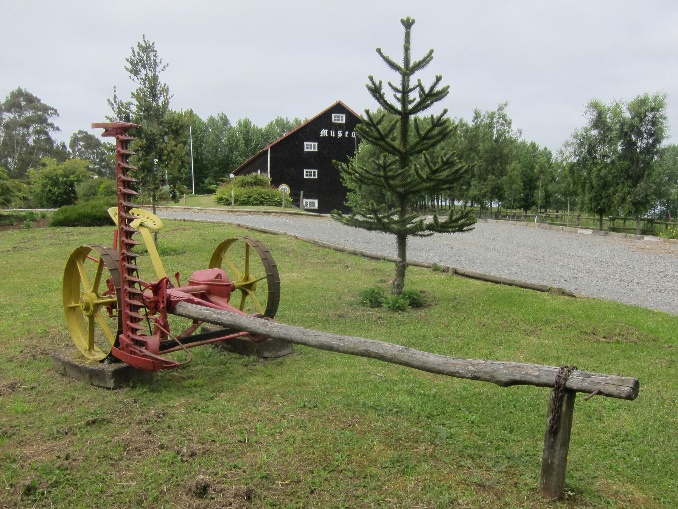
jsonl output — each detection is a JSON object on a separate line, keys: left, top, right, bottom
{"left": 333, "top": 17, "right": 475, "bottom": 295}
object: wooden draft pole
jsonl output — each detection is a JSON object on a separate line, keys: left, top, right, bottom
{"left": 174, "top": 302, "right": 638, "bottom": 399}
{"left": 172, "top": 302, "right": 639, "bottom": 500}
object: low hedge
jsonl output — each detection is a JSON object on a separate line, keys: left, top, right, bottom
{"left": 50, "top": 200, "right": 115, "bottom": 227}
{"left": 214, "top": 186, "right": 283, "bottom": 207}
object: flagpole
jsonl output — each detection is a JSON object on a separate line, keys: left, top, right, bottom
{"left": 189, "top": 124, "right": 195, "bottom": 194}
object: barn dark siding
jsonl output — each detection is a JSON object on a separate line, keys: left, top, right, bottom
{"left": 234, "top": 101, "right": 361, "bottom": 214}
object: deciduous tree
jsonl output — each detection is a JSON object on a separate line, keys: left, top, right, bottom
{"left": 567, "top": 94, "right": 668, "bottom": 232}
{"left": 654, "top": 144, "right": 678, "bottom": 219}
{"left": 28, "top": 158, "right": 91, "bottom": 208}
{"left": 69, "top": 129, "right": 114, "bottom": 177}
{"left": 158, "top": 108, "right": 192, "bottom": 200}
{"left": 617, "top": 93, "right": 668, "bottom": 233}
{"left": 567, "top": 99, "right": 622, "bottom": 229}
{"left": 464, "top": 103, "right": 521, "bottom": 214}
{"left": 0, "top": 88, "right": 60, "bottom": 179}
{"left": 108, "top": 35, "right": 172, "bottom": 212}
{"left": 200, "top": 113, "right": 232, "bottom": 190}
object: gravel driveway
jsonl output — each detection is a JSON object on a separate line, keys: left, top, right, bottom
{"left": 157, "top": 209, "right": 678, "bottom": 315}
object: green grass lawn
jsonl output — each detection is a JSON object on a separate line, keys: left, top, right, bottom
{"left": 169, "top": 193, "right": 227, "bottom": 208}
{"left": 0, "top": 220, "right": 675, "bottom": 508}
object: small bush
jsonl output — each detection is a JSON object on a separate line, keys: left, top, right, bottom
{"left": 0, "top": 211, "right": 47, "bottom": 228}
{"left": 358, "top": 287, "right": 386, "bottom": 308}
{"left": 358, "top": 287, "right": 425, "bottom": 311}
{"left": 234, "top": 173, "right": 272, "bottom": 188}
{"left": 659, "top": 225, "right": 678, "bottom": 239}
{"left": 384, "top": 295, "right": 409, "bottom": 312}
{"left": 214, "top": 174, "right": 285, "bottom": 207}
{"left": 0, "top": 213, "right": 22, "bottom": 227}
{"left": 401, "top": 289, "right": 426, "bottom": 308}
{"left": 50, "top": 200, "right": 114, "bottom": 227}
{"left": 215, "top": 186, "right": 282, "bottom": 207}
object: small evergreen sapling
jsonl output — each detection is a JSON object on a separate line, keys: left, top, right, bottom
{"left": 333, "top": 17, "right": 475, "bottom": 295}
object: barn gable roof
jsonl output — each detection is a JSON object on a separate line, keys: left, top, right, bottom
{"left": 232, "top": 100, "right": 362, "bottom": 174}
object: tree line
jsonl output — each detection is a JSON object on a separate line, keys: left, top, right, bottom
{"left": 0, "top": 91, "right": 300, "bottom": 208}
{"left": 1, "top": 35, "right": 675, "bottom": 232}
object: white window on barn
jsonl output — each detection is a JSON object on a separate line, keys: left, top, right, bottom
{"left": 304, "top": 169, "right": 318, "bottom": 178}
{"left": 304, "top": 142, "right": 318, "bottom": 151}
{"left": 303, "top": 199, "right": 318, "bottom": 210}
{"left": 332, "top": 113, "right": 346, "bottom": 123}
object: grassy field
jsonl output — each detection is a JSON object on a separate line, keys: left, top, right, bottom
{"left": 0, "top": 219, "right": 676, "bottom": 508}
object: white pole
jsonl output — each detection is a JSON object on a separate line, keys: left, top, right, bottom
{"left": 267, "top": 147, "right": 271, "bottom": 178}
{"left": 189, "top": 125, "right": 195, "bottom": 195}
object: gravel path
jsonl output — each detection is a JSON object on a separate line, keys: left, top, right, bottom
{"left": 157, "top": 209, "right": 678, "bottom": 315}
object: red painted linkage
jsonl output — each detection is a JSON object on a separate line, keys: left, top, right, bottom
{"left": 92, "top": 123, "right": 173, "bottom": 370}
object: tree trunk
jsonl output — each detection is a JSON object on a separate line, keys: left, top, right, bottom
{"left": 635, "top": 214, "right": 641, "bottom": 236}
{"left": 392, "top": 197, "right": 408, "bottom": 296}
{"left": 393, "top": 232, "right": 407, "bottom": 295}
{"left": 598, "top": 212, "right": 603, "bottom": 231}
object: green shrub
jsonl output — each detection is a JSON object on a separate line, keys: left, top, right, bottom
{"left": 76, "top": 177, "right": 117, "bottom": 202}
{"left": 234, "top": 173, "right": 272, "bottom": 188}
{"left": 0, "top": 167, "right": 31, "bottom": 207}
{"left": 214, "top": 174, "right": 284, "bottom": 207}
{"left": 659, "top": 225, "right": 678, "bottom": 239}
{"left": 0, "top": 213, "right": 22, "bottom": 227}
{"left": 215, "top": 186, "right": 282, "bottom": 207}
{"left": 0, "top": 211, "right": 47, "bottom": 227}
{"left": 28, "top": 158, "right": 91, "bottom": 208}
{"left": 359, "top": 287, "right": 425, "bottom": 311}
{"left": 401, "top": 289, "right": 426, "bottom": 308}
{"left": 50, "top": 200, "right": 114, "bottom": 227}
{"left": 358, "top": 287, "right": 386, "bottom": 308}
{"left": 384, "top": 295, "right": 409, "bottom": 311}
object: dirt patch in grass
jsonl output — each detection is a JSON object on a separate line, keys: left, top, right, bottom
{"left": 0, "top": 379, "right": 25, "bottom": 396}
{"left": 181, "top": 475, "right": 255, "bottom": 508}
{"left": 582, "top": 324, "right": 655, "bottom": 344}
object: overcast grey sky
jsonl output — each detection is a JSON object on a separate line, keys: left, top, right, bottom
{"left": 1, "top": 0, "right": 676, "bottom": 153}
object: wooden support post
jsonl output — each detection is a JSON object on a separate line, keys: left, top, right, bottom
{"left": 540, "top": 389, "right": 576, "bottom": 499}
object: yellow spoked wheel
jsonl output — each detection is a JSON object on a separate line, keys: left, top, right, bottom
{"left": 209, "top": 237, "right": 280, "bottom": 318}
{"left": 63, "top": 245, "right": 121, "bottom": 361}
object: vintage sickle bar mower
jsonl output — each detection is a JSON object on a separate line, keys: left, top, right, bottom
{"left": 59, "top": 124, "right": 641, "bottom": 501}
{"left": 62, "top": 122, "right": 280, "bottom": 371}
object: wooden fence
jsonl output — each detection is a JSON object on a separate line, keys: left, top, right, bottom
{"left": 482, "top": 210, "right": 677, "bottom": 236}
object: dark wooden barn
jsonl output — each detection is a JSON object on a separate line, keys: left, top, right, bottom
{"left": 232, "top": 101, "right": 361, "bottom": 214}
